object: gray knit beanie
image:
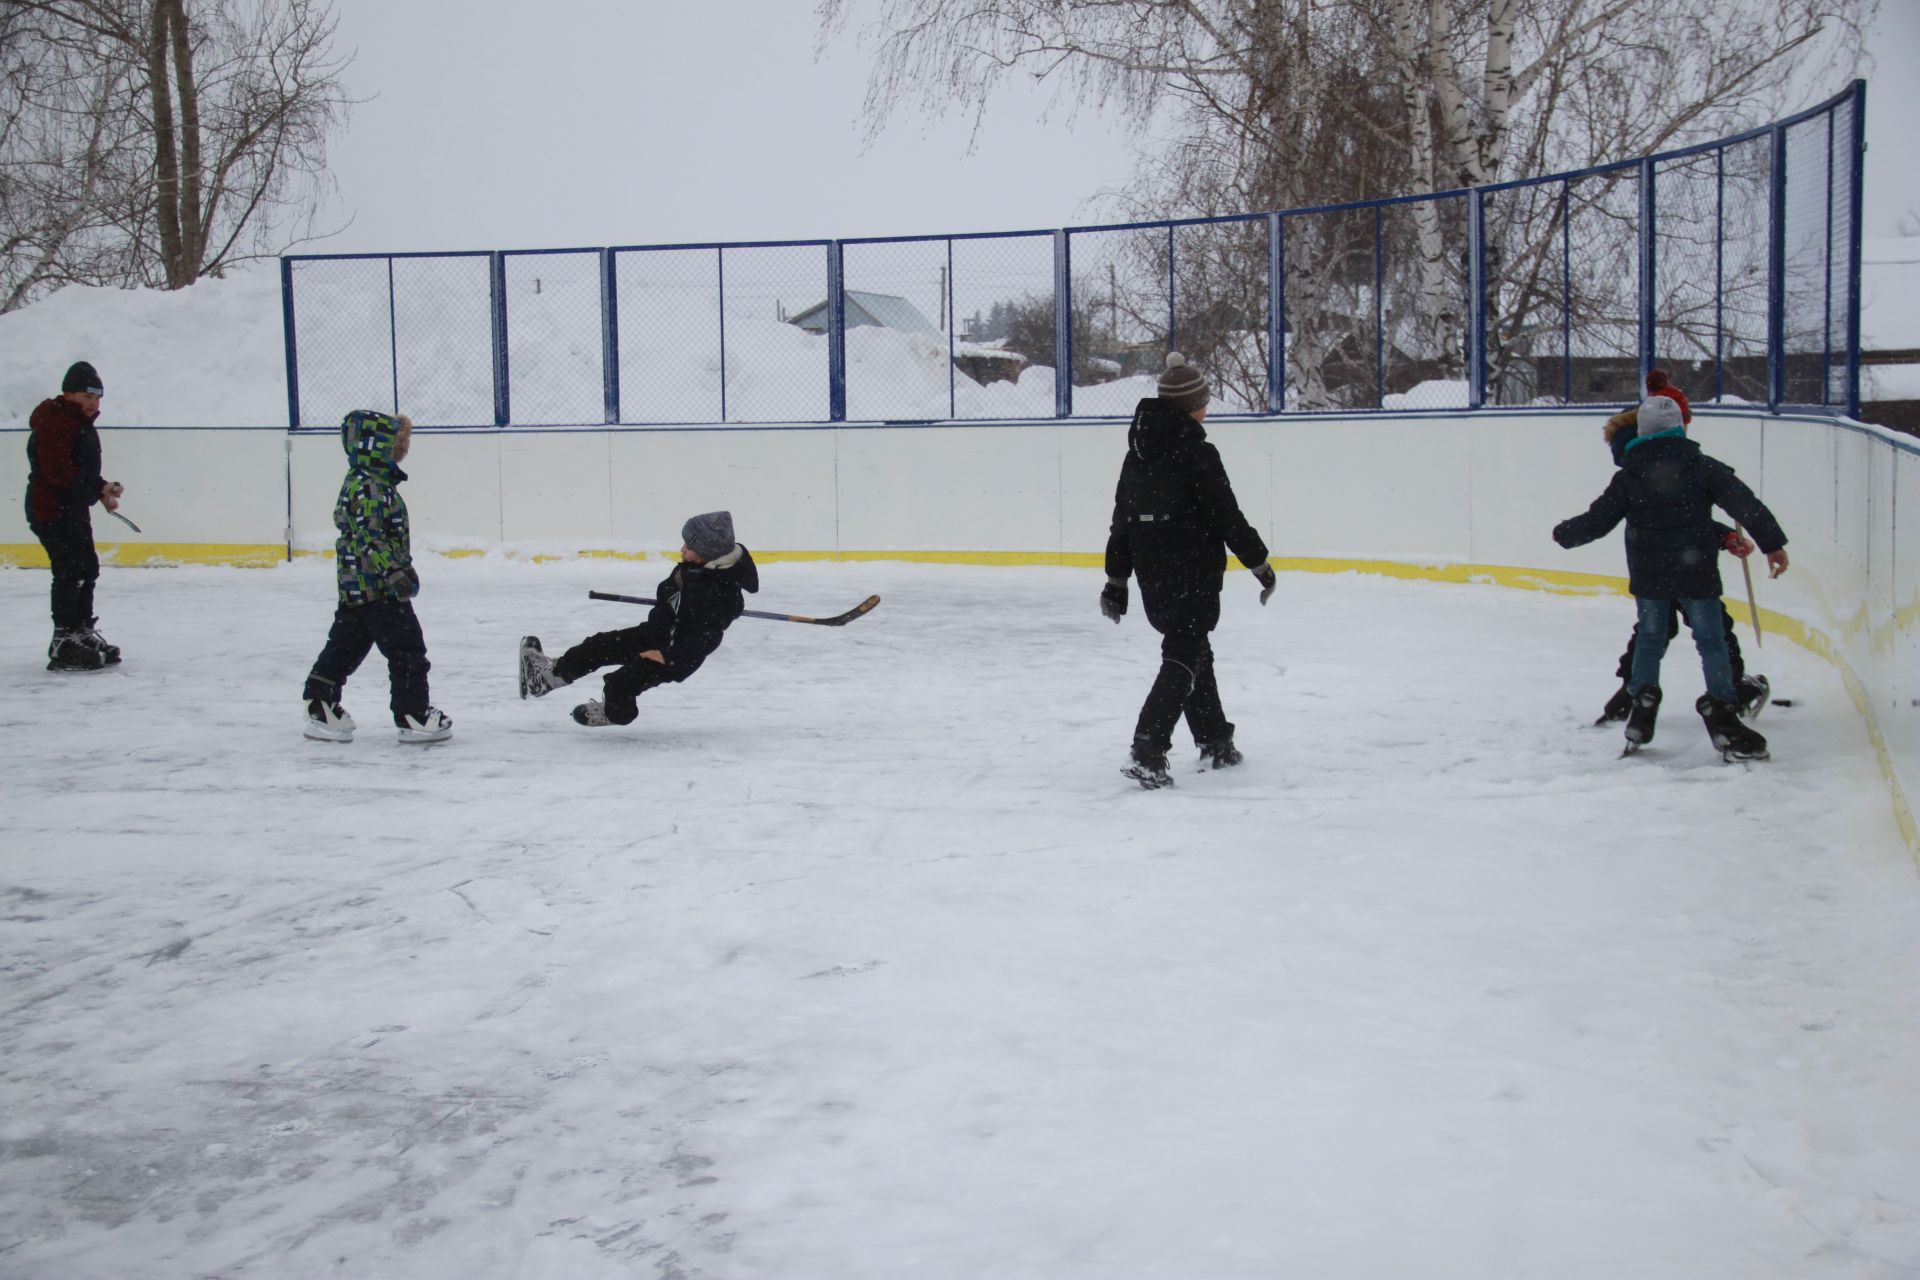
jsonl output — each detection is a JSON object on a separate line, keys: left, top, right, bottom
{"left": 681, "top": 510, "right": 736, "bottom": 559}
{"left": 1157, "top": 352, "right": 1208, "bottom": 413}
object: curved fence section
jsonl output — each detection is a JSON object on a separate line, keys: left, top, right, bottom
{"left": 280, "top": 84, "right": 1865, "bottom": 430}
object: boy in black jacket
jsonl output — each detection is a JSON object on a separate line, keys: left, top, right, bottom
{"left": 1553, "top": 395, "right": 1789, "bottom": 760}
{"left": 24, "top": 361, "right": 126, "bottom": 671}
{"left": 520, "top": 511, "right": 758, "bottom": 727}
{"left": 1102, "top": 353, "right": 1276, "bottom": 788}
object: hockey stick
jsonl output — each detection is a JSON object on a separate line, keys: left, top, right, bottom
{"left": 104, "top": 508, "right": 142, "bottom": 533}
{"left": 588, "top": 590, "right": 881, "bottom": 626}
{"left": 1735, "top": 523, "right": 1762, "bottom": 649}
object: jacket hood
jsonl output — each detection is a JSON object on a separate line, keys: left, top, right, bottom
{"left": 688, "top": 543, "right": 759, "bottom": 593}
{"left": 1128, "top": 397, "right": 1204, "bottom": 462}
{"left": 1621, "top": 432, "right": 1698, "bottom": 475}
{"left": 341, "top": 410, "right": 403, "bottom": 471}
{"left": 1608, "top": 420, "right": 1639, "bottom": 466}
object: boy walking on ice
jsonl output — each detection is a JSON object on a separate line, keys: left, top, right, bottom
{"left": 520, "top": 511, "right": 758, "bottom": 727}
{"left": 1553, "top": 394, "right": 1788, "bottom": 761}
{"left": 301, "top": 410, "right": 452, "bottom": 744}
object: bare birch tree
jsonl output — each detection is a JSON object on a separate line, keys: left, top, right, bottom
{"left": 820, "top": 0, "right": 1869, "bottom": 408}
{"left": 0, "top": 0, "right": 353, "bottom": 312}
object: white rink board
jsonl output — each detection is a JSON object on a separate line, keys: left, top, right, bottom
{"left": 3, "top": 407, "right": 1915, "bottom": 830}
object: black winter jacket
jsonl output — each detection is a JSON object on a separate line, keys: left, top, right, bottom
{"left": 1553, "top": 434, "right": 1786, "bottom": 600}
{"left": 628, "top": 547, "right": 760, "bottom": 682}
{"left": 25, "top": 396, "right": 105, "bottom": 525}
{"left": 1104, "top": 398, "right": 1269, "bottom": 633}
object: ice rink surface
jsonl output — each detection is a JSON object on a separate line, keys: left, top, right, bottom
{"left": 3, "top": 557, "right": 1917, "bottom": 1280}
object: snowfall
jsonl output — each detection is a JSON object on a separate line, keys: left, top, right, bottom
{"left": 2, "top": 550, "right": 1918, "bottom": 1280}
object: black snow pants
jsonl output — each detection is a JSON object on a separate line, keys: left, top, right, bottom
{"left": 30, "top": 511, "right": 99, "bottom": 632}
{"left": 1134, "top": 626, "right": 1232, "bottom": 755}
{"left": 554, "top": 625, "right": 676, "bottom": 725}
{"left": 304, "top": 600, "right": 432, "bottom": 724}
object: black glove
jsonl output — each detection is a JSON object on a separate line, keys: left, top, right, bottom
{"left": 1250, "top": 561, "right": 1276, "bottom": 606}
{"left": 385, "top": 565, "right": 421, "bottom": 599}
{"left": 1099, "top": 580, "right": 1128, "bottom": 623}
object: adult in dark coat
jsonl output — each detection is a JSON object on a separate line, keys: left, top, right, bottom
{"left": 1554, "top": 394, "right": 1788, "bottom": 756}
{"left": 521, "top": 511, "right": 759, "bottom": 726}
{"left": 24, "top": 361, "right": 125, "bottom": 671}
{"left": 1102, "top": 353, "right": 1275, "bottom": 787}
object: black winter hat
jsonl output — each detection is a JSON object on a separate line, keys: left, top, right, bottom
{"left": 62, "top": 361, "right": 103, "bottom": 395}
{"left": 1156, "top": 352, "right": 1207, "bottom": 413}
{"left": 682, "top": 511, "right": 736, "bottom": 560}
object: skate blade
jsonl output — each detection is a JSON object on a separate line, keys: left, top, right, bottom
{"left": 303, "top": 726, "right": 353, "bottom": 743}
{"left": 1620, "top": 742, "right": 1640, "bottom": 758}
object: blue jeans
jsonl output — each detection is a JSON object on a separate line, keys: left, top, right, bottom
{"left": 1629, "top": 595, "right": 1737, "bottom": 704}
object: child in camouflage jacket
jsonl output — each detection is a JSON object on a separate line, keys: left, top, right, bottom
{"left": 300, "top": 410, "right": 451, "bottom": 743}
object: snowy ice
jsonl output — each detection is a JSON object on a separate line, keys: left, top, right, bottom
{"left": 2, "top": 556, "right": 1916, "bottom": 1279}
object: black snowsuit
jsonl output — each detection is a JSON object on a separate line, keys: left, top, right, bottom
{"left": 554, "top": 548, "right": 760, "bottom": 724}
{"left": 24, "top": 396, "right": 107, "bottom": 632}
{"left": 1553, "top": 433, "right": 1786, "bottom": 598}
{"left": 1104, "top": 398, "right": 1269, "bottom": 754}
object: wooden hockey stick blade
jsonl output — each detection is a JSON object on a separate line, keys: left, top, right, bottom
{"left": 589, "top": 590, "right": 881, "bottom": 626}
{"left": 1736, "top": 522, "right": 1762, "bottom": 649}
{"left": 105, "top": 508, "right": 142, "bottom": 533}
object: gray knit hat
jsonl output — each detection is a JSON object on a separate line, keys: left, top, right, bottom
{"left": 681, "top": 510, "right": 736, "bottom": 559}
{"left": 1157, "top": 352, "right": 1208, "bottom": 413}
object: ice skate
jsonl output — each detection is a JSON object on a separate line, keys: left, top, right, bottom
{"left": 1197, "top": 737, "right": 1243, "bottom": 770}
{"left": 397, "top": 707, "right": 453, "bottom": 743}
{"left": 1595, "top": 683, "right": 1633, "bottom": 724}
{"left": 1122, "top": 738, "right": 1173, "bottom": 789}
{"left": 520, "top": 635, "right": 566, "bottom": 699}
{"left": 303, "top": 699, "right": 356, "bottom": 743}
{"left": 1736, "top": 674, "right": 1771, "bottom": 721}
{"left": 1697, "top": 694, "right": 1769, "bottom": 762}
{"left": 571, "top": 699, "right": 613, "bottom": 727}
{"left": 46, "top": 630, "right": 105, "bottom": 672}
{"left": 77, "top": 619, "right": 120, "bottom": 665}
{"left": 1621, "top": 686, "right": 1661, "bottom": 754}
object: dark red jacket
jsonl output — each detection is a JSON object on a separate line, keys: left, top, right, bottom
{"left": 25, "top": 396, "right": 105, "bottom": 525}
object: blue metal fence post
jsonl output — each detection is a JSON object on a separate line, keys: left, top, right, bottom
{"left": 1638, "top": 157, "right": 1657, "bottom": 387}
{"left": 1845, "top": 79, "right": 1866, "bottom": 420}
{"left": 1053, "top": 230, "right": 1073, "bottom": 418}
{"left": 386, "top": 257, "right": 400, "bottom": 415}
{"left": 1561, "top": 182, "right": 1572, "bottom": 404}
{"left": 1374, "top": 206, "right": 1385, "bottom": 407}
{"left": 717, "top": 247, "right": 729, "bottom": 423}
{"left": 1824, "top": 108, "right": 1835, "bottom": 406}
{"left": 946, "top": 238, "right": 957, "bottom": 422}
{"left": 1468, "top": 191, "right": 1486, "bottom": 409}
{"left": 280, "top": 257, "right": 302, "bottom": 430}
{"left": 1166, "top": 226, "right": 1176, "bottom": 354}
{"left": 1267, "top": 213, "right": 1284, "bottom": 413}
{"left": 827, "top": 241, "right": 847, "bottom": 422}
{"left": 1714, "top": 150, "right": 1725, "bottom": 403}
{"left": 489, "top": 251, "right": 510, "bottom": 426}
{"left": 601, "top": 249, "right": 621, "bottom": 424}
{"left": 1767, "top": 125, "right": 1787, "bottom": 413}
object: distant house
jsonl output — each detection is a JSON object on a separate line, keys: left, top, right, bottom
{"left": 788, "top": 291, "right": 943, "bottom": 340}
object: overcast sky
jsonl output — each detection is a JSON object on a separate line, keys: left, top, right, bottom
{"left": 315, "top": 1, "right": 1919, "bottom": 258}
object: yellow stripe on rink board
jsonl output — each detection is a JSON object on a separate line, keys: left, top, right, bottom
{"left": 0, "top": 543, "right": 286, "bottom": 568}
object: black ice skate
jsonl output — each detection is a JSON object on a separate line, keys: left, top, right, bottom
{"left": 1596, "top": 683, "right": 1633, "bottom": 724}
{"left": 1197, "top": 737, "right": 1243, "bottom": 770}
{"left": 77, "top": 619, "right": 120, "bottom": 665}
{"left": 1621, "top": 686, "right": 1662, "bottom": 755}
{"left": 520, "top": 635, "right": 566, "bottom": 699}
{"left": 1123, "top": 738, "right": 1174, "bottom": 789}
{"left": 303, "top": 699, "right": 355, "bottom": 743}
{"left": 396, "top": 708, "right": 453, "bottom": 744}
{"left": 1736, "top": 674, "right": 1771, "bottom": 721}
{"left": 572, "top": 699, "right": 613, "bottom": 727}
{"left": 1697, "top": 694, "right": 1769, "bottom": 762}
{"left": 46, "top": 630, "right": 105, "bottom": 672}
